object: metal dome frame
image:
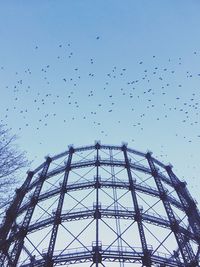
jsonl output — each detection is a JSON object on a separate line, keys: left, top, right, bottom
{"left": 0, "top": 142, "right": 199, "bottom": 267}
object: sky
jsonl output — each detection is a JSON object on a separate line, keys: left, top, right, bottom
{"left": 0, "top": 0, "right": 200, "bottom": 204}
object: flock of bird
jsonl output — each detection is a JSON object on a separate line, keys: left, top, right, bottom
{"left": 0, "top": 39, "right": 199, "bottom": 193}
{"left": 1, "top": 47, "right": 199, "bottom": 136}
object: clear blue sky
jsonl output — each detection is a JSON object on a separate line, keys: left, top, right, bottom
{"left": 0, "top": 0, "right": 200, "bottom": 202}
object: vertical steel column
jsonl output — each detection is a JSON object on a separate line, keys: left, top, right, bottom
{"left": 146, "top": 152, "right": 197, "bottom": 266}
{"left": 93, "top": 142, "right": 101, "bottom": 266}
{"left": 110, "top": 149, "right": 124, "bottom": 267}
{"left": 166, "top": 165, "right": 200, "bottom": 240}
{"left": 122, "top": 145, "right": 151, "bottom": 266}
{"left": 9, "top": 157, "right": 52, "bottom": 267}
{"left": 45, "top": 148, "right": 73, "bottom": 266}
{"left": 0, "top": 171, "right": 34, "bottom": 265}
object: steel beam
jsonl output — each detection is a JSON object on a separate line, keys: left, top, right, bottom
{"left": 146, "top": 152, "right": 197, "bottom": 266}
{"left": 8, "top": 157, "right": 52, "bottom": 266}
{"left": 123, "top": 145, "right": 152, "bottom": 266}
{"left": 45, "top": 147, "right": 74, "bottom": 266}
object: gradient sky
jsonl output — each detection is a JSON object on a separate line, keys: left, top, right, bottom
{"left": 0, "top": 0, "right": 200, "bottom": 203}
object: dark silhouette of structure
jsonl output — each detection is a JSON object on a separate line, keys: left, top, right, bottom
{"left": 0, "top": 142, "right": 199, "bottom": 266}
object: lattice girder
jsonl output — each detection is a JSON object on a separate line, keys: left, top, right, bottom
{"left": 0, "top": 143, "right": 199, "bottom": 267}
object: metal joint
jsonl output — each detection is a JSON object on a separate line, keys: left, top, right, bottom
{"left": 95, "top": 160, "right": 100, "bottom": 166}
{"left": 94, "top": 209, "right": 101, "bottom": 219}
{"left": 95, "top": 142, "right": 101, "bottom": 149}
{"left": 94, "top": 181, "right": 101, "bottom": 189}
{"left": 170, "top": 221, "right": 180, "bottom": 233}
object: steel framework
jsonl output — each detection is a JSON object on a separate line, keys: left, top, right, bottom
{"left": 0, "top": 142, "right": 199, "bottom": 267}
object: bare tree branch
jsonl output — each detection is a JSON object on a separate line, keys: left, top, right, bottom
{"left": 0, "top": 124, "right": 29, "bottom": 208}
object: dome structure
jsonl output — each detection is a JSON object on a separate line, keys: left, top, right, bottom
{"left": 0, "top": 142, "right": 199, "bottom": 267}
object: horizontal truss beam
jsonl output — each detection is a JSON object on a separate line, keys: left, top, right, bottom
{"left": 18, "top": 180, "right": 184, "bottom": 216}
{"left": 19, "top": 245, "right": 184, "bottom": 267}
{"left": 29, "top": 159, "right": 172, "bottom": 192}
{"left": 21, "top": 207, "right": 196, "bottom": 241}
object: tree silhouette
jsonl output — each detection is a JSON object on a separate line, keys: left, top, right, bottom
{"left": 0, "top": 125, "right": 29, "bottom": 209}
